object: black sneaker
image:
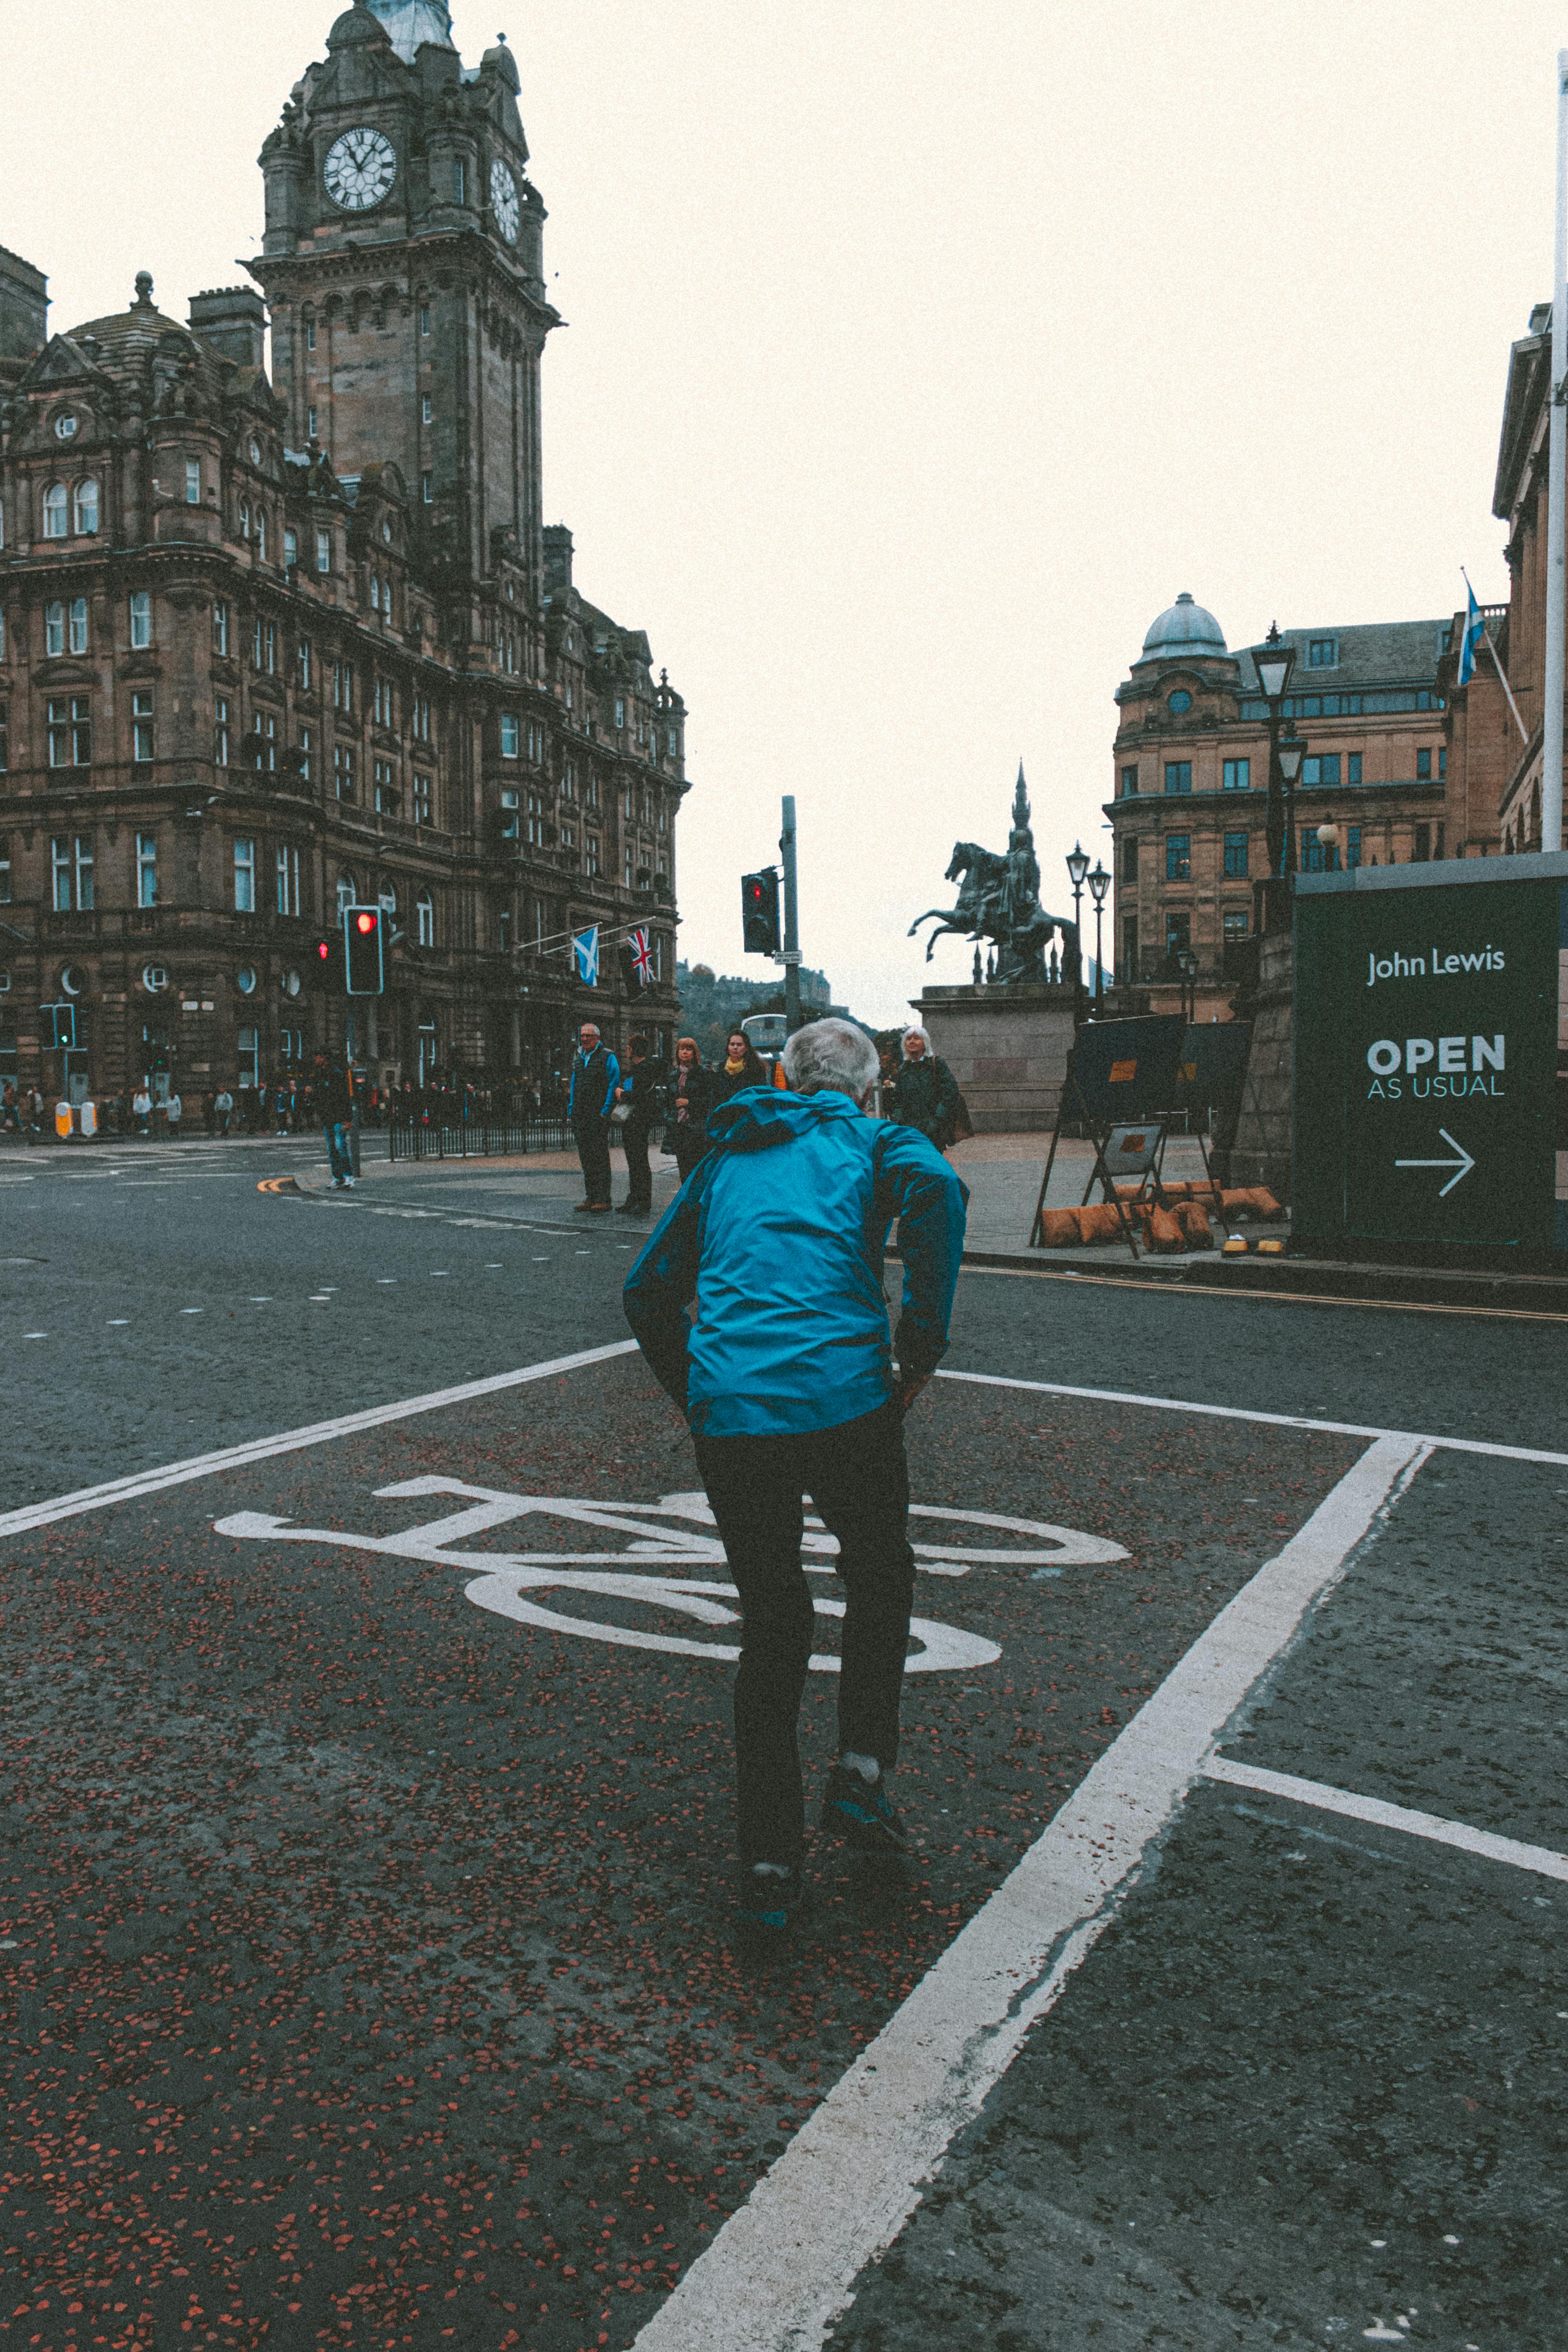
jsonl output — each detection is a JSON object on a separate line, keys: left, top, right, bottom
{"left": 735, "top": 1864, "right": 806, "bottom": 1951}
{"left": 821, "top": 1763, "right": 911, "bottom": 1860}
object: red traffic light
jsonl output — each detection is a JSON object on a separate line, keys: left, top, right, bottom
{"left": 355, "top": 911, "right": 375, "bottom": 934}
{"left": 317, "top": 937, "right": 331, "bottom": 959}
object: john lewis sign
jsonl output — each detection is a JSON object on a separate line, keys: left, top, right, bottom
{"left": 1292, "top": 853, "right": 1568, "bottom": 1257}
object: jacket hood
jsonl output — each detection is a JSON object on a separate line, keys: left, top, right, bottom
{"left": 706, "top": 1085, "right": 864, "bottom": 1153}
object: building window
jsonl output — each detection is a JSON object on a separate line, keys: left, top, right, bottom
{"left": 132, "top": 690, "right": 155, "bottom": 763}
{"left": 422, "top": 472, "right": 433, "bottom": 505}
{"left": 135, "top": 832, "right": 158, "bottom": 908}
{"left": 214, "top": 600, "right": 230, "bottom": 657}
{"left": 73, "top": 479, "right": 99, "bottom": 535}
{"left": 453, "top": 158, "right": 466, "bottom": 204}
{"left": 1223, "top": 909, "right": 1248, "bottom": 946}
{"left": 253, "top": 714, "right": 277, "bottom": 772}
{"left": 1417, "top": 748, "right": 1431, "bottom": 781}
{"left": 335, "top": 744, "right": 356, "bottom": 800}
{"left": 1122, "top": 914, "right": 1138, "bottom": 974}
{"left": 236, "top": 1024, "right": 261, "bottom": 1084}
{"left": 1307, "top": 638, "right": 1337, "bottom": 668}
{"left": 374, "top": 758, "right": 399, "bottom": 814}
{"left": 333, "top": 661, "right": 353, "bottom": 713}
{"left": 413, "top": 774, "right": 432, "bottom": 826}
{"left": 253, "top": 618, "right": 276, "bottom": 674}
{"left": 422, "top": 394, "right": 433, "bottom": 425}
{"left": 130, "top": 590, "right": 152, "bottom": 650}
{"left": 43, "top": 482, "right": 67, "bottom": 538}
{"left": 416, "top": 888, "right": 434, "bottom": 947}
{"left": 185, "top": 460, "right": 201, "bottom": 506}
{"left": 1348, "top": 752, "right": 1362, "bottom": 785}
{"left": 316, "top": 529, "right": 331, "bottom": 575}
{"left": 586, "top": 833, "right": 601, "bottom": 876}
{"left": 527, "top": 720, "right": 544, "bottom": 762}
{"left": 1439, "top": 746, "right": 1447, "bottom": 781}
{"left": 500, "top": 786, "right": 519, "bottom": 839}
{"left": 413, "top": 695, "right": 431, "bottom": 743}
{"left": 1414, "top": 821, "right": 1432, "bottom": 861}
{"left": 624, "top": 846, "right": 634, "bottom": 888}
{"left": 501, "top": 713, "right": 519, "bottom": 758}
{"left": 51, "top": 834, "right": 93, "bottom": 910}
{"left": 1167, "top": 689, "right": 1192, "bottom": 714}
{"left": 1164, "top": 761, "right": 1192, "bottom": 794}
{"left": 0, "top": 834, "right": 10, "bottom": 899}
{"left": 256, "top": 512, "right": 267, "bottom": 563}
{"left": 1121, "top": 835, "right": 1139, "bottom": 882}
{"left": 335, "top": 871, "right": 358, "bottom": 922}
{"left": 298, "top": 638, "right": 312, "bottom": 692}
{"left": 1303, "top": 836, "right": 1338, "bottom": 873}
{"left": 1347, "top": 825, "right": 1362, "bottom": 869}
{"left": 215, "top": 697, "right": 230, "bottom": 767}
{"left": 306, "top": 319, "right": 317, "bottom": 353}
{"left": 1165, "top": 832, "right": 1191, "bottom": 881}
{"left": 67, "top": 597, "right": 87, "bottom": 654}
{"left": 1222, "top": 830, "right": 1248, "bottom": 877}
{"left": 420, "top": 304, "right": 431, "bottom": 335}
{"left": 373, "top": 675, "right": 393, "bottom": 727}
{"left": 284, "top": 529, "right": 297, "bottom": 570}
{"left": 1164, "top": 910, "right": 1191, "bottom": 957}
{"left": 233, "top": 836, "right": 256, "bottom": 912}
{"left": 307, "top": 405, "right": 319, "bottom": 439}
{"left": 276, "top": 842, "right": 300, "bottom": 916}
{"left": 1302, "top": 754, "right": 1340, "bottom": 786}
{"left": 1222, "top": 757, "right": 1250, "bottom": 791}
{"left": 613, "top": 697, "right": 625, "bottom": 729}
{"left": 298, "top": 725, "right": 312, "bottom": 783}
{"left": 526, "top": 789, "right": 545, "bottom": 846}
{"left": 46, "top": 600, "right": 65, "bottom": 656}
{"left": 47, "top": 697, "right": 91, "bottom": 768}
{"left": 279, "top": 1026, "right": 304, "bottom": 1066}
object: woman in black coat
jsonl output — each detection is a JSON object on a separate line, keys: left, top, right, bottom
{"left": 711, "top": 1029, "right": 771, "bottom": 1106}
{"left": 668, "top": 1037, "right": 719, "bottom": 1184}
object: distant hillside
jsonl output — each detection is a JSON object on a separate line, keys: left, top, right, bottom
{"left": 676, "top": 961, "right": 857, "bottom": 1063}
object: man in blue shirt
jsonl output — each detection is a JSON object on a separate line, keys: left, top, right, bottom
{"left": 623, "top": 1018, "right": 967, "bottom": 1944}
{"left": 567, "top": 1020, "right": 620, "bottom": 1213}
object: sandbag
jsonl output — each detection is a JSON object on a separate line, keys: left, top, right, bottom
{"left": 1038, "top": 1207, "right": 1082, "bottom": 1247}
{"left": 1176, "top": 1199, "right": 1215, "bottom": 1248}
{"left": 1146, "top": 1206, "right": 1185, "bottom": 1252}
{"left": 1078, "top": 1202, "right": 1124, "bottom": 1244}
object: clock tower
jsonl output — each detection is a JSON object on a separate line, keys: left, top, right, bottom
{"left": 253, "top": 0, "right": 555, "bottom": 613}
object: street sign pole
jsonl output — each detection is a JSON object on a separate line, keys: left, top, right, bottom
{"left": 780, "top": 795, "right": 802, "bottom": 1033}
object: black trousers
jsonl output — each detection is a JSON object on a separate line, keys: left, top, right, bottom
{"left": 620, "top": 1118, "right": 653, "bottom": 1208}
{"left": 573, "top": 1113, "right": 612, "bottom": 1205}
{"left": 693, "top": 1403, "right": 916, "bottom": 1868}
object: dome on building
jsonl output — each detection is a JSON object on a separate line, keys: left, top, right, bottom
{"left": 328, "top": 3, "right": 392, "bottom": 50}
{"left": 367, "top": 0, "right": 455, "bottom": 62}
{"left": 1139, "top": 592, "right": 1227, "bottom": 662}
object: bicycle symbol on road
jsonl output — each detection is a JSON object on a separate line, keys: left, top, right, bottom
{"left": 214, "top": 1479, "right": 1128, "bottom": 1675}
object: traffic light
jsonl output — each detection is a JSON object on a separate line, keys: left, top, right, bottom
{"left": 344, "top": 904, "right": 385, "bottom": 996}
{"left": 741, "top": 868, "right": 781, "bottom": 955}
{"left": 311, "top": 932, "right": 340, "bottom": 989}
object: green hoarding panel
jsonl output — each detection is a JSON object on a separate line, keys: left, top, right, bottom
{"left": 1293, "top": 856, "right": 1568, "bottom": 1256}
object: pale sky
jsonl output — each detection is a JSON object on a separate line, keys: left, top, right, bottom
{"left": 6, "top": 1, "right": 1563, "bottom": 1023}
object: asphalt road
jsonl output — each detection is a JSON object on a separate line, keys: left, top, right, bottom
{"left": 2, "top": 1134, "right": 1566, "bottom": 2350}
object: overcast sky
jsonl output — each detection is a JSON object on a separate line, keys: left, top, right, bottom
{"left": 7, "top": 1, "right": 1563, "bottom": 1023}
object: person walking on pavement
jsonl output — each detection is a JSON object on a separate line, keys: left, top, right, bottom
{"left": 568, "top": 1021, "right": 619, "bottom": 1213}
{"left": 214, "top": 1086, "right": 234, "bottom": 1138}
{"left": 623, "top": 1017, "right": 968, "bottom": 1949}
{"left": 163, "top": 1089, "right": 183, "bottom": 1139}
{"left": 316, "top": 1049, "right": 355, "bottom": 1188}
{"left": 887, "top": 1024, "right": 964, "bottom": 1153}
{"left": 615, "top": 1035, "right": 659, "bottom": 1216}
{"left": 131, "top": 1083, "right": 152, "bottom": 1139}
{"left": 666, "top": 1037, "right": 716, "bottom": 1185}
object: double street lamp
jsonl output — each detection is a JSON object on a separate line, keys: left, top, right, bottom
{"left": 1176, "top": 944, "right": 1199, "bottom": 1025}
{"left": 1064, "top": 840, "right": 1090, "bottom": 1019}
{"left": 1253, "top": 624, "right": 1308, "bottom": 932}
{"left": 1087, "top": 858, "right": 1110, "bottom": 1008}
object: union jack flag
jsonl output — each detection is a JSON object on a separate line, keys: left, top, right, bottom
{"left": 628, "top": 924, "right": 655, "bottom": 988}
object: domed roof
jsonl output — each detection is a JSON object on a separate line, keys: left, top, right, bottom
{"left": 68, "top": 276, "right": 203, "bottom": 364}
{"left": 1139, "top": 591, "right": 1227, "bottom": 662}
{"left": 328, "top": 2, "right": 391, "bottom": 48}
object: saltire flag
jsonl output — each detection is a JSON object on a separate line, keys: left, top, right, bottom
{"left": 572, "top": 925, "right": 600, "bottom": 986}
{"left": 628, "top": 924, "right": 655, "bottom": 988}
{"left": 1457, "top": 579, "right": 1486, "bottom": 688}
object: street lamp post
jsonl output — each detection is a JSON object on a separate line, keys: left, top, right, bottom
{"left": 1087, "top": 859, "right": 1110, "bottom": 1011}
{"left": 1176, "top": 944, "right": 1198, "bottom": 1025}
{"left": 1278, "top": 728, "right": 1306, "bottom": 887}
{"left": 1253, "top": 625, "right": 1296, "bottom": 935}
{"left": 1064, "top": 841, "right": 1090, "bottom": 1022}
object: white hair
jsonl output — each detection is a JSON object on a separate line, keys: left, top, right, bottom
{"left": 782, "top": 1017, "right": 879, "bottom": 1099}
{"left": 901, "top": 1023, "right": 931, "bottom": 1052}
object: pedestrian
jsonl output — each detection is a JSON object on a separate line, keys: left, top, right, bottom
{"left": 0, "top": 1083, "right": 19, "bottom": 1134}
{"left": 214, "top": 1086, "right": 234, "bottom": 1138}
{"left": 316, "top": 1049, "right": 355, "bottom": 1188}
{"left": 202, "top": 1090, "right": 217, "bottom": 1138}
{"left": 132, "top": 1083, "right": 152, "bottom": 1138}
{"left": 665, "top": 1037, "right": 716, "bottom": 1184}
{"left": 712, "top": 1029, "right": 770, "bottom": 1106}
{"left": 615, "top": 1035, "right": 659, "bottom": 1215}
{"left": 887, "top": 1024, "right": 964, "bottom": 1152}
{"left": 163, "top": 1088, "right": 183, "bottom": 1138}
{"left": 567, "top": 1020, "right": 619, "bottom": 1213}
{"left": 623, "top": 1017, "right": 968, "bottom": 1948}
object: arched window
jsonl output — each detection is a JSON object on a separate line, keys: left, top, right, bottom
{"left": 73, "top": 479, "right": 99, "bottom": 535}
{"left": 416, "top": 888, "right": 435, "bottom": 948}
{"left": 377, "top": 878, "right": 397, "bottom": 915}
{"left": 336, "top": 871, "right": 357, "bottom": 920}
{"left": 42, "top": 482, "right": 67, "bottom": 539}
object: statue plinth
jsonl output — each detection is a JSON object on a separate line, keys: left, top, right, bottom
{"left": 913, "top": 982, "right": 1076, "bottom": 1133}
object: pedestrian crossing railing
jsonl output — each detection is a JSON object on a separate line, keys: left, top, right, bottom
{"left": 387, "top": 1117, "right": 572, "bottom": 1162}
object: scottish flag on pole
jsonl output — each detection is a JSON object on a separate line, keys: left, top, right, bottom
{"left": 1457, "top": 578, "right": 1486, "bottom": 688}
{"left": 572, "top": 925, "right": 600, "bottom": 986}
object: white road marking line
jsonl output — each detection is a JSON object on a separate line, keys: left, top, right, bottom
{"left": 0, "top": 1340, "right": 640, "bottom": 1540}
{"left": 1204, "top": 1756, "right": 1568, "bottom": 1883}
{"left": 630, "top": 1433, "right": 1428, "bottom": 2352}
{"left": 23, "top": 1333, "right": 46, "bottom": 1340}
{"left": 107, "top": 1320, "right": 129, "bottom": 1326}
{"left": 936, "top": 1366, "right": 1568, "bottom": 1470}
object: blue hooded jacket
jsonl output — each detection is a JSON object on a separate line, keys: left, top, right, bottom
{"left": 622, "top": 1086, "right": 968, "bottom": 1439}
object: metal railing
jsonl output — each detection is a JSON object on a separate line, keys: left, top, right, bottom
{"left": 388, "top": 1115, "right": 573, "bottom": 1162}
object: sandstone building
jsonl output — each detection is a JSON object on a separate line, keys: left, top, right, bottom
{"left": 1107, "top": 595, "right": 1460, "bottom": 1015}
{"left": 0, "top": 0, "right": 686, "bottom": 1108}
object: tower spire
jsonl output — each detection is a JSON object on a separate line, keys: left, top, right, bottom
{"left": 1012, "top": 760, "right": 1030, "bottom": 834}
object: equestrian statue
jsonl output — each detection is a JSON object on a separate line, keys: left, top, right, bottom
{"left": 908, "top": 765, "right": 1079, "bottom": 988}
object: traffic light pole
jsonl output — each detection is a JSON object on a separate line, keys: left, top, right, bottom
{"left": 780, "top": 795, "right": 802, "bottom": 1033}
{"left": 345, "top": 1002, "right": 362, "bottom": 1178}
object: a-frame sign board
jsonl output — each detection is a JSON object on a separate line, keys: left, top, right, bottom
{"left": 1029, "top": 1015, "right": 1188, "bottom": 1257}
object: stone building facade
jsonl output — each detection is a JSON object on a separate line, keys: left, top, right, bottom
{"left": 0, "top": 0, "right": 686, "bottom": 1109}
{"left": 1107, "top": 595, "right": 1459, "bottom": 1017}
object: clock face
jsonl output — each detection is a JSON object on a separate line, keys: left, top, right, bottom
{"left": 489, "top": 159, "right": 520, "bottom": 244}
{"left": 324, "top": 127, "right": 397, "bottom": 213}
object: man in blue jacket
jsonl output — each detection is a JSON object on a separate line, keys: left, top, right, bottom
{"left": 567, "top": 1020, "right": 620, "bottom": 1213}
{"left": 623, "top": 1017, "right": 968, "bottom": 1944}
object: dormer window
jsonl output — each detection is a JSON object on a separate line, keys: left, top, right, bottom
{"left": 249, "top": 437, "right": 262, "bottom": 466}
{"left": 55, "top": 414, "right": 78, "bottom": 441}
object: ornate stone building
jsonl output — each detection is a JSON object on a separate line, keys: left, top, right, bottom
{"left": 0, "top": 0, "right": 687, "bottom": 1107}
{"left": 1107, "top": 595, "right": 1459, "bottom": 1016}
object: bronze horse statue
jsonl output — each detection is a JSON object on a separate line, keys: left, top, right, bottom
{"left": 909, "top": 841, "right": 1068, "bottom": 982}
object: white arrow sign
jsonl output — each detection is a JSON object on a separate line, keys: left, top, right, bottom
{"left": 1394, "top": 1127, "right": 1475, "bottom": 1198}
